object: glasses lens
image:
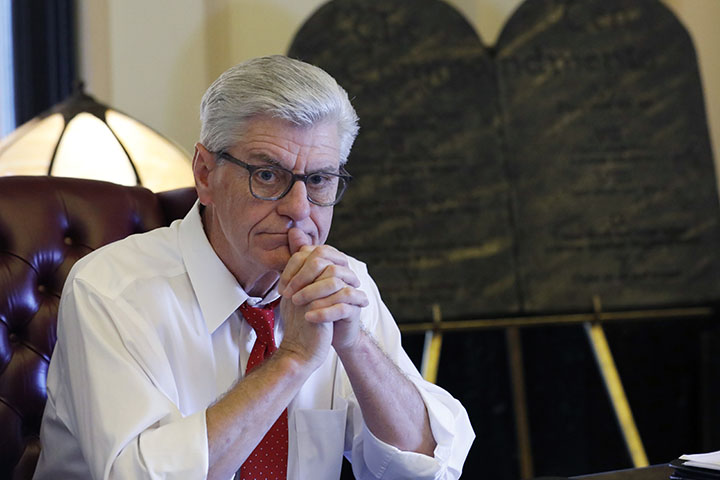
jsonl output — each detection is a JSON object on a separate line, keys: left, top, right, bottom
{"left": 250, "top": 166, "right": 292, "bottom": 199}
{"left": 307, "top": 173, "right": 350, "bottom": 206}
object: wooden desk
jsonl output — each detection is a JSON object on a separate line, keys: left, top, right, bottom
{"left": 571, "top": 464, "right": 672, "bottom": 479}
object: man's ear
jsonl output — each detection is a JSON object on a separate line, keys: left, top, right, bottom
{"left": 193, "top": 143, "right": 216, "bottom": 206}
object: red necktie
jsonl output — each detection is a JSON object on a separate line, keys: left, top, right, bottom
{"left": 238, "top": 301, "right": 288, "bottom": 480}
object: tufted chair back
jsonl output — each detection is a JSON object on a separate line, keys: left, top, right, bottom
{"left": 0, "top": 176, "right": 197, "bottom": 479}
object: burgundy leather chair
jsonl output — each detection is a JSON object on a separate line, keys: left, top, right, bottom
{"left": 0, "top": 176, "right": 197, "bottom": 479}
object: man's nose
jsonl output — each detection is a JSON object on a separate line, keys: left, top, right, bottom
{"left": 277, "top": 180, "right": 311, "bottom": 220}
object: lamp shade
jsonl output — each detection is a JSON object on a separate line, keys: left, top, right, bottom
{"left": 0, "top": 84, "right": 194, "bottom": 191}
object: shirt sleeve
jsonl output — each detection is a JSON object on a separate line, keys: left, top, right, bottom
{"left": 343, "top": 259, "right": 475, "bottom": 479}
{"left": 49, "top": 277, "right": 210, "bottom": 480}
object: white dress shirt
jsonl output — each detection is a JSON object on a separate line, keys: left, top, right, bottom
{"left": 33, "top": 202, "right": 474, "bottom": 480}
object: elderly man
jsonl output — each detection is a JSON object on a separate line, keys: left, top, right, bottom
{"left": 34, "top": 55, "right": 474, "bottom": 479}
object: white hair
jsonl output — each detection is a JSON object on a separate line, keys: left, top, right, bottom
{"left": 199, "top": 55, "right": 359, "bottom": 164}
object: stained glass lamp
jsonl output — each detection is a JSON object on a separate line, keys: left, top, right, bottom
{"left": 0, "top": 83, "right": 194, "bottom": 191}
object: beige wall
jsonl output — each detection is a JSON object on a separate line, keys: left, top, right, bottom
{"left": 77, "top": 0, "right": 720, "bottom": 180}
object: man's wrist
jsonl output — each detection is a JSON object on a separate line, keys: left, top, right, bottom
{"left": 273, "top": 343, "right": 326, "bottom": 376}
{"left": 334, "top": 323, "right": 370, "bottom": 360}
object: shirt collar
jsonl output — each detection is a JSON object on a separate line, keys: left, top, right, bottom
{"left": 178, "top": 202, "right": 280, "bottom": 333}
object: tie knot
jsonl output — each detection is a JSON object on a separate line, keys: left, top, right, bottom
{"left": 239, "top": 302, "right": 276, "bottom": 348}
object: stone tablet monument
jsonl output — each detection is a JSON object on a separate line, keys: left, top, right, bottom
{"left": 497, "top": 0, "right": 720, "bottom": 311}
{"left": 290, "top": 0, "right": 720, "bottom": 318}
{"left": 289, "top": 0, "right": 518, "bottom": 321}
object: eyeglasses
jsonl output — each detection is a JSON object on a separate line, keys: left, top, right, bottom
{"left": 215, "top": 151, "right": 352, "bottom": 207}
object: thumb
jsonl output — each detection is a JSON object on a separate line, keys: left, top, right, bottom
{"left": 288, "top": 227, "right": 312, "bottom": 255}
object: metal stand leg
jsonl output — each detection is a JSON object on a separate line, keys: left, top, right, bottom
{"left": 421, "top": 303, "right": 443, "bottom": 384}
{"left": 586, "top": 296, "right": 648, "bottom": 467}
{"left": 507, "top": 326, "right": 534, "bottom": 479}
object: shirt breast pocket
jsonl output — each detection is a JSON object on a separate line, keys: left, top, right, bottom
{"left": 294, "top": 401, "right": 348, "bottom": 480}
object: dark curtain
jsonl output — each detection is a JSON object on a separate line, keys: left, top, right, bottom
{"left": 12, "top": 0, "right": 76, "bottom": 125}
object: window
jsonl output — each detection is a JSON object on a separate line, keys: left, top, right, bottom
{"left": 0, "top": 0, "right": 13, "bottom": 137}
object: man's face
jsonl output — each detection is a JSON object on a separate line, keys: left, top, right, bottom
{"left": 196, "top": 116, "right": 342, "bottom": 293}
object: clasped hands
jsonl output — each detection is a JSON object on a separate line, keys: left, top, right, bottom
{"left": 276, "top": 228, "right": 369, "bottom": 369}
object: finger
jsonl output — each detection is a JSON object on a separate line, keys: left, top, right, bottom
{"left": 304, "top": 287, "right": 369, "bottom": 317}
{"left": 291, "top": 267, "right": 361, "bottom": 305}
{"left": 288, "top": 227, "right": 312, "bottom": 255}
{"left": 284, "top": 255, "right": 333, "bottom": 297}
{"left": 278, "top": 228, "right": 314, "bottom": 293}
{"left": 283, "top": 246, "right": 348, "bottom": 295}
{"left": 278, "top": 244, "right": 320, "bottom": 294}
{"left": 278, "top": 249, "right": 309, "bottom": 294}
{"left": 307, "top": 244, "right": 347, "bottom": 266}
{"left": 315, "top": 264, "right": 361, "bottom": 289}
{"left": 291, "top": 276, "right": 345, "bottom": 306}
{"left": 305, "top": 301, "right": 366, "bottom": 324}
